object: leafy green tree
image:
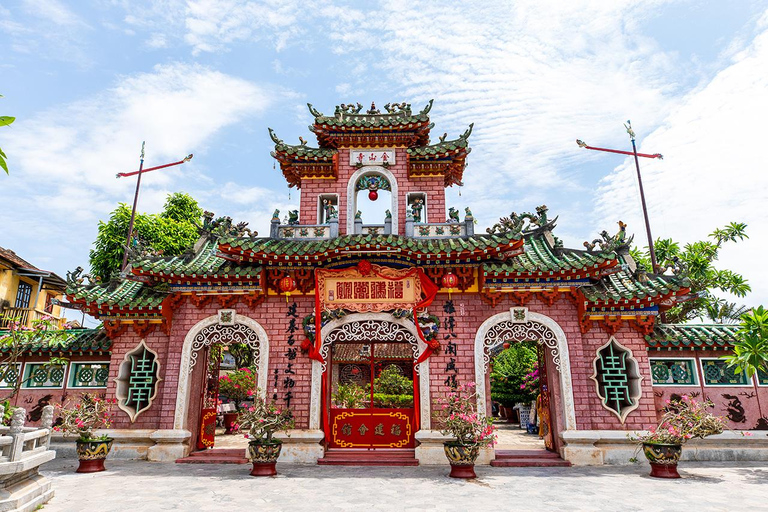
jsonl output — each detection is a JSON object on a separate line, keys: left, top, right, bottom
{"left": 0, "top": 95, "right": 15, "bottom": 175}
{"left": 630, "top": 222, "right": 750, "bottom": 323}
{"left": 724, "top": 306, "right": 768, "bottom": 377}
{"left": 89, "top": 192, "right": 203, "bottom": 280}
{"left": 490, "top": 342, "right": 537, "bottom": 407}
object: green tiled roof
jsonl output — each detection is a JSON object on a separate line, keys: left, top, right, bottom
{"left": 0, "top": 328, "right": 111, "bottom": 354}
{"left": 220, "top": 232, "right": 521, "bottom": 259}
{"left": 580, "top": 271, "right": 688, "bottom": 303}
{"left": 68, "top": 279, "right": 166, "bottom": 310}
{"left": 407, "top": 126, "right": 472, "bottom": 157}
{"left": 646, "top": 324, "right": 740, "bottom": 350}
{"left": 133, "top": 239, "right": 261, "bottom": 280}
{"left": 310, "top": 101, "right": 433, "bottom": 128}
{"left": 484, "top": 236, "right": 610, "bottom": 275}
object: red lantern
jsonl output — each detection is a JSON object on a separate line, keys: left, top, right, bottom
{"left": 441, "top": 272, "right": 458, "bottom": 289}
{"left": 357, "top": 260, "right": 372, "bottom": 276}
{"left": 368, "top": 189, "right": 378, "bottom": 201}
{"left": 279, "top": 275, "right": 296, "bottom": 302}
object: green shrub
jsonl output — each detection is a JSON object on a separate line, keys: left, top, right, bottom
{"left": 490, "top": 342, "right": 538, "bottom": 406}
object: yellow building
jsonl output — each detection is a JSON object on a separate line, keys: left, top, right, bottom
{"left": 0, "top": 246, "right": 67, "bottom": 329}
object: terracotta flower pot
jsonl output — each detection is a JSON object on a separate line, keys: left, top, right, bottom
{"left": 642, "top": 442, "right": 682, "bottom": 479}
{"left": 75, "top": 438, "right": 114, "bottom": 473}
{"left": 248, "top": 439, "right": 283, "bottom": 476}
{"left": 223, "top": 412, "right": 239, "bottom": 434}
{"left": 443, "top": 442, "right": 480, "bottom": 479}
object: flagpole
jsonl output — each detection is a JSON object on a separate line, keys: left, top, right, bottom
{"left": 121, "top": 142, "right": 146, "bottom": 272}
{"left": 628, "top": 128, "right": 659, "bottom": 272}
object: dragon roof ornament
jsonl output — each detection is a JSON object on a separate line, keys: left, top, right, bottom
{"left": 486, "top": 205, "right": 555, "bottom": 236}
{"left": 584, "top": 221, "right": 633, "bottom": 255}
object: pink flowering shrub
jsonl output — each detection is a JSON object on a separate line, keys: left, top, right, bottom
{"left": 237, "top": 390, "right": 294, "bottom": 443}
{"left": 218, "top": 368, "right": 257, "bottom": 410}
{"left": 519, "top": 363, "right": 540, "bottom": 393}
{"left": 434, "top": 382, "right": 496, "bottom": 447}
{"left": 632, "top": 395, "right": 726, "bottom": 445}
{"left": 54, "top": 393, "right": 116, "bottom": 442}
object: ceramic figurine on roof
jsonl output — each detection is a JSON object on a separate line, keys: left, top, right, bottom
{"left": 56, "top": 99, "right": 761, "bottom": 470}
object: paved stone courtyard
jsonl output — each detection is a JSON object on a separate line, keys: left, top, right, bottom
{"left": 40, "top": 458, "right": 767, "bottom": 511}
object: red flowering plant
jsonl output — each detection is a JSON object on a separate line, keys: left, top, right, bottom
{"left": 631, "top": 395, "right": 727, "bottom": 446}
{"left": 519, "top": 362, "right": 540, "bottom": 396}
{"left": 54, "top": 393, "right": 116, "bottom": 442}
{"left": 218, "top": 368, "right": 257, "bottom": 410}
{"left": 434, "top": 382, "right": 497, "bottom": 447}
{"left": 237, "top": 390, "right": 295, "bottom": 444}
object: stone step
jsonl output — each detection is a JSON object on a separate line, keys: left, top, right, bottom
{"left": 490, "top": 458, "right": 572, "bottom": 467}
{"left": 176, "top": 448, "right": 249, "bottom": 464}
{"left": 318, "top": 448, "right": 419, "bottom": 466}
{"left": 494, "top": 449, "right": 562, "bottom": 459}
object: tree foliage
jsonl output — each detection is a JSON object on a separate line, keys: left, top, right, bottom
{"left": 490, "top": 342, "right": 538, "bottom": 406}
{"left": 723, "top": 306, "right": 768, "bottom": 378}
{"left": 630, "top": 222, "right": 750, "bottom": 323}
{"left": 89, "top": 192, "right": 203, "bottom": 280}
{"left": 0, "top": 94, "right": 15, "bottom": 175}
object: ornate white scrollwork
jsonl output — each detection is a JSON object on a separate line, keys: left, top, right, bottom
{"left": 482, "top": 320, "right": 561, "bottom": 373}
{"left": 320, "top": 320, "right": 419, "bottom": 373}
{"left": 187, "top": 323, "right": 261, "bottom": 375}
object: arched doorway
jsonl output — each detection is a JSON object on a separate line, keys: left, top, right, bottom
{"left": 310, "top": 313, "right": 430, "bottom": 449}
{"left": 474, "top": 310, "right": 576, "bottom": 453}
{"left": 174, "top": 314, "right": 269, "bottom": 451}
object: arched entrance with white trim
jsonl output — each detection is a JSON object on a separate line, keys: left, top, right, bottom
{"left": 309, "top": 312, "right": 430, "bottom": 434}
{"left": 346, "top": 166, "right": 399, "bottom": 235}
{"left": 474, "top": 310, "right": 577, "bottom": 444}
{"left": 173, "top": 314, "right": 270, "bottom": 434}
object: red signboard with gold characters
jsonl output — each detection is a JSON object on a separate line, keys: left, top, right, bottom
{"left": 330, "top": 408, "right": 414, "bottom": 448}
{"left": 317, "top": 265, "right": 422, "bottom": 313}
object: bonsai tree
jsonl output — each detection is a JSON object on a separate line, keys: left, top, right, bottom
{"left": 434, "top": 381, "right": 496, "bottom": 447}
{"left": 237, "top": 392, "right": 295, "bottom": 444}
{"left": 218, "top": 368, "right": 257, "bottom": 410}
{"left": 632, "top": 396, "right": 726, "bottom": 447}
{"left": 490, "top": 342, "right": 538, "bottom": 407}
{"left": 372, "top": 365, "right": 413, "bottom": 408}
{"left": 54, "top": 393, "right": 115, "bottom": 442}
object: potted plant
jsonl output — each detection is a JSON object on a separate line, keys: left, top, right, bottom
{"left": 237, "top": 391, "right": 295, "bottom": 476}
{"left": 631, "top": 395, "right": 726, "bottom": 478}
{"left": 434, "top": 382, "right": 496, "bottom": 479}
{"left": 218, "top": 367, "right": 257, "bottom": 433}
{"left": 54, "top": 393, "right": 116, "bottom": 473}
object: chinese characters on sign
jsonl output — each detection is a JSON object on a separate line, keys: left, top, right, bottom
{"left": 331, "top": 279, "right": 410, "bottom": 302}
{"left": 317, "top": 266, "right": 423, "bottom": 313}
{"left": 443, "top": 300, "right": 459, "bottom": 388}
{"left": 278, "top": 301, "right": 299, "bottom": 407}
{"left": 332, "top": 411, "right": 412, "bottom": 448}
{"left": 349, "top": 149, "right": 395, "bottom": 166}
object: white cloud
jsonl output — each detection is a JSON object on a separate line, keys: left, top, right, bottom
{"left": 596, "top": 18, "right": 768, "bottom": 307}
{"left": 0, "top": 62, "right": 276, "bottom": 275}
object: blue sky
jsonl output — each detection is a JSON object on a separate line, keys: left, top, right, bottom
{"left": 1, "top": 0, "right": 767, "bottom": 326}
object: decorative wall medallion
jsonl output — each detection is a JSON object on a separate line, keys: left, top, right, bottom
{"left": 218, "top": 309, "right": 236, "bottom": 326}
{"left": 115, "top": 340, "right": 162, "bottom": 422}
{"left": 590, "top": 337, "right": 643, "bottom": 423}
{"left": 510, "top": 307, "right": 528, "bottom": 323}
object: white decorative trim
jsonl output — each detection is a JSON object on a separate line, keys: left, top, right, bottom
{"left": 115, "top": 339, "right": 163, "bottom": 423}
{"left": 474, "top": 311, "right": 577, "bottom": 431}
{"left": 589, "top": 336, "right": 643, "bottom": 424}
{"left": 310, "top": 312, "right": 430, "bottom": 430}
{"left": 346, "top": 166, "right": 399, "bottom": 235}
{"left": 173, "top": 315, "right": 269, "bottom": 430}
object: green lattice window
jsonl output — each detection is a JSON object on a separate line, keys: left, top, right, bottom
{"left": 69, "top": 363, "right": 110, "bottom": 388}
{"left": 700, "top": 359, "right": 750, "bottom": 386}
{"left": 22, "top": 363, "right": 66, "bottom": 388}
{"left": 649, "top": 359, "right": 698, "bottom": 386}
{"left": 0, "top": 364, "right": 21, "bottom": 389}
{"left": 590, "top": 337, "right": 642, "bottom": 423}
{"left": 116, "top": 341, "right": 162, "bottom": 421}
{"left": 758, "top": 368, "right": 768, "bottom": 387}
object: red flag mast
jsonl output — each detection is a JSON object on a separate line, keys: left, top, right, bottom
{"left": 577, "top": 122, "right": 663, "bottom": 272}
{"left": 117, "top": 142, "right": 193, "bottom": 272}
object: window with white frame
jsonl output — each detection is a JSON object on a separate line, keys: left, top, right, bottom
{"left": 0, "top": 364, "right": 21, "bottom": 389}
{"left": 700, "top": 358, "right": 751, "bottom": 386}
{"left": 69, "top": 362, "right": 110, "bottom": 388}
{"left": 649, "top": 358, "right": 698, "bottom": 386}
{"left": 22, "top": 363, "right": 66, "bottom": 389}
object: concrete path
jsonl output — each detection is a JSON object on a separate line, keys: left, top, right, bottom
{"left": 494, "top": 421, "right": 545, "bottom": 450}
{"left": 40, "top": 458, "right": 767, "bottom": 511}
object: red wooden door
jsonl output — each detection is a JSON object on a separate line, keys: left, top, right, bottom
{"left": 328, "top": 342, "right": 415, "bottom": 449}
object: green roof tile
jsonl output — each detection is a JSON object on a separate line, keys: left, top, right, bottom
{"left": 0, "top": 328, "right": 111, "bottom": 354}
{"left": 646, "top": 324, "right": 739, "bottom": 350}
